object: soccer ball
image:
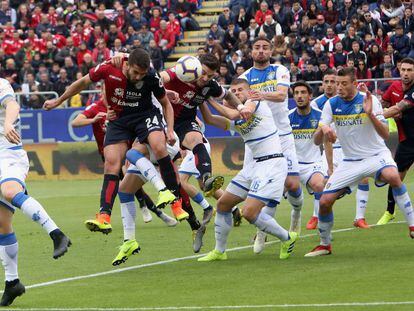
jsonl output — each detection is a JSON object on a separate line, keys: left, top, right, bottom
{"left": 175, "top": 56, "right": 203, "bottom": 83}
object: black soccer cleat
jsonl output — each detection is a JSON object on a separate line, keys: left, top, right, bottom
{"left": 50, "top": 229, "right": 72, "bottom": 259}
{"left": 232, "top": 207, "right": 242, "bottom": 227}
{"left": 0, "top": 279, "right": 25, "bottom": 306}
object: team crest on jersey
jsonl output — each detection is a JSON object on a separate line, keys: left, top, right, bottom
{"left": 310, "top": 119, "right": 318, "bottom": 128}
{"left": 267, "top": 72, "right": 275, "bottom": 80}
{"left": 135, "top": 81, "right": 144, "bottom": 89}
{"left": 114, "top": 88, "right": 124, "bottom": 97}
{"left": 183, "top": 90, "right": 195, "bottom": 99}
{"left": 111, "top": 97, "right": 117, "bottom": 103}
{"left": 202, "top": 87, "right": 210, "bottom": 96}
{"left": 354, "top": 103, "right": 363, "bottom": 113}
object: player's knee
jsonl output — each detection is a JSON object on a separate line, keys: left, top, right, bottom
{"left": 319, "top": 196, "right": 333, "bottom": 214}
{"left": 285, "top": 178, "right": 300, "bottom": 192}
{"left": 313, "top": 183, "right": 325, "bottom": 194}
{"left": 387, "top": 174, "right": 402, "bottom": 188}
{"left": 241, "top": 206, "right": 257, "bottom": 222}
{"left": 1, "top": 185, "right": 21, "bottom": 203}
{"left": 151, "top": 144, "right": 168, "bottom": 159}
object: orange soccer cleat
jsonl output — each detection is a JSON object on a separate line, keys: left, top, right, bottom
{"left": 170, "top": 199, "right": 189, "bottom": 221}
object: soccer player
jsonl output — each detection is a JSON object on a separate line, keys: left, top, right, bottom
{"left": 71, "top": 98, "right": 177, "bottom": 226}
{"left": 377, "top": 58, "right": 414, "bottom": 225}
{"left": 0, "top": 78, "right": 71, "bottom": 306}
{"left": 239, "top": 37, "right": 303, "bottom": 250}
{"left": 305, "top": 67, "right": 414, "bottom": 257}
{"left": 287, "top": 81, "right": 326, "bottom": 239}
{"left": 197, "top": 79, "right": 298, "bottom": 262}
{"left": 44, "top": 48, "right": 186, "bottom": 233}
{"left": 310, "top": 70, "right": 371, "bottom": 230}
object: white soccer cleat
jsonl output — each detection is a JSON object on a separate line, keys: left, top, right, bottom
{"left": 253, "top": 230, "right": 267, "bottom": 254}
{"left": 141, "top": 206, "right": 153, "bottom": 223}
{"left": 160, "top": 212, "right": 178, "bottom": 227}
{"left": 290, "top": 210, "right": 301, "bottom": 235}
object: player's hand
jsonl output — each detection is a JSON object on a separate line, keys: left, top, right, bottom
{"left": 327, "top": 167, "right": 333, "bottom": 177}
{"left": 357, "top": 82, "right": 368, "bottom": 93}
{"left": 111, "top": 53, "right": 127, "bottom": 68}
{"left": 363, "top": 91, "right": 373, "bottom": 115}
{"left": 93, "top": 112, "right": 107, "bottom": 123}
{"left": 4, "top": 122, "right": 20, "bottom": 144}
{"left": 248, "top": 90, "right": 263, "bottom": 101}
{"left": 106, "top": 108, "right": 117, "bottom": 121}
{"left": 166, "top": 130, "right": 176, "bottom": 146}
{"left": 43, "top": 99, "right": 59, "bottom": 110}
{"left": 321, "top": 125, "right": 336, "bottom": 143}
{"left": 166, "top": 89, "right": 180, "bottom": 104}
{"left": 239, "top": 104, "right": 254, "bottom": 120}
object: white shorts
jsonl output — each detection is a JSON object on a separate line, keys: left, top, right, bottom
{"left": 0, "top": 148, "right": 29, "bottom": 212}
{"left": 324, "top": 150, "right": 397, "bottom": 194}
{"left": 226, "top": 156, "right": 287, "bottom": 207}
{"left": 322, "top": 146, "right": 344, "bottom": 175}
{"left": 299, "top": 161, "right": 325, "bottom": 194}
{"left": 178, "top": 141, "right": 211, "bottom": 179}
{"left": 280, "top": 134, "right": 299, "bottom": 176}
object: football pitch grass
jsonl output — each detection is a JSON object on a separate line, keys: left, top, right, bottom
{"left": 4, "top": 173, "right": 414, "bottom": 310}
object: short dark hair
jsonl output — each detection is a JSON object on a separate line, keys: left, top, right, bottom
{"left": 252, "top": 37, "right": 273, "bottom": 47}
{"left": 401, "top": 58, "right": 414, "bottom": 66}
{"left": 292, "top": 80, "right": 312, "bottom": 94}
{"left": 322, "top": 68, "right": 337, "bottom": 78}
{"left": 199, "top": 53, "right": 220, "bottom": 71}
{"left": 128, "top": 48, "right": 150, "bottom": 69}
{"left": 230, "top": 78, "right": 250, "bottom": 88}
{"left": 337, "top": 67, "right": 356, "bottom": 81}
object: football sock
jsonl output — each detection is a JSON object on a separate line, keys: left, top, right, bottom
{"left": 318, "top": 212, "right": 333, "bottom": 246}
{"left": 287, "top": 187, "right": 303, "bottom": 211}
{"left": 99, "top": 174, "right": 119, "bottom": 215}
{"left": 11, "top": 192, "right": 58, "bottom": 234}
{"left": 392, "top": 184, "right": 414, "bottom": 226}
{"left": 191, "top": 192, "right": 211, "bottom": 210}
{"left": 355, "top": 183, "right": 369, "bottom": 220}
{"left": 0, "top": 233, "right": 18, "bottom": 281}
{"left": 387, "top": 186, "right": 396, "bottom": 214}
{"left": 157, "top": 156, "right": 180, "bottom": 197}
{"left": 119, "top": 192, "right": 136, "bottom": 241}
{"left": 180, "top": 187, "right": 200, "bottom": 230}
{"left": 135, "top": 189, "right": 162, "bottom": 217}
{"left": 215, "top": 210, "right": 232, "bottom": 253}
{"left": 126, "top": 149, "right": 166, "bottom": 192}
{"left": 313, "top": 192, "right": 322, "bottom": 217}
{"left": 193, "top": 143, "right": 212, "bottom": 180}
{"left": 252, "top": 210, "right": 289, "bottom": 241}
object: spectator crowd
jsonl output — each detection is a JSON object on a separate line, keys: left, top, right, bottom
{"left": 0, "top": 0, "right": 412, "bottom": 108}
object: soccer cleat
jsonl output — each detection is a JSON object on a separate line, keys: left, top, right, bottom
{"left": 353, "top": 218, "right": 370, "bottom": 229}
{"left": 253, "top": 230, "right": 267, "bottom": 254}
{"left": 141, "top": 206, "right": 153, "bottom": 223}
{"left": 202, "top": 207, "right": 214, "bottom": 225}
{"left": 197, "top": 249, "right": 227, "bottom": 262}
{"left": 85, "top": 213, "right": 112, "bottom": 234}
{"left": 50, "top": 229, "right": 72, "bottom": 259}
{"left": 0, "top": 280, "right": 25, "bottom": 306}
{"left": 280, "top": 232, "right": 298, "bottom": 259}
{"left": 156, "top": 189, "right": 176, "bottom": 209}
{"left": 306, "top": 216, "right": 318, "bottom": 230}
{"left": 112, "top": 239, "right": 141, "bottom": 266}
{"left": 203, "top": 175, "right": 224, "bottom": 197}
{"left": 304, "top": 244, "right": 332, "bottom": 257}
{"left": 170, "top": 199, "right": 189, "bottom": 221}
{"left": 376, "top": 211, "right": 395, "bottom": 225}
{"left": 232, "top": 207, "right": 242, "bottom": 227}
{"left": 192, "top": 225, "right": 207, "bottom": 253}
{"left": 409, "top": 226, "right": 414, "bottom": 239}
{"left": 159, "top": 212, "right": 178, "bottom": 227}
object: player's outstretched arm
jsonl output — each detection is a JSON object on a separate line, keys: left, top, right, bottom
{"left": 43, "top": 74, "right": 93, "bottom": 110}
{"left": 72, "top": 112, "right": 106, "bottom": 128}
{"left": 208, "top": 98, "right": 241, "bottom": 120}
{"left": 222, "top": 90, "right": 243, "bottom": 109}
{"left": 4, "top": 97, "right": 21, "bottom": 144}
{"left": 199, "top": 102, "right": 230, "bottom": 130}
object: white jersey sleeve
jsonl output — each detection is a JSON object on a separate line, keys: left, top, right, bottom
{"left": 320, "top": 99, "right": 333, "bottom": 126}
{"left": 0, "top": 78, "right": 21, "bottom": 150}
{"left": 275, "top": 65, "right": 290, "bottom": 87}
{"left": 372, "top": 94, "right": 387, "bottom": 123}
{"left": 0, "top": 79, "right": 16, "bottom": 107}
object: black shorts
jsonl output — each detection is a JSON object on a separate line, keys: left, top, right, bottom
{"left": 104, "top": 113, "right": 164, "bottom": 146}
{"left": 394, "top": 140, "right": 414, "bottom": 172}
{"left": 174, "top": 120, "right": 205, "bottom": 149}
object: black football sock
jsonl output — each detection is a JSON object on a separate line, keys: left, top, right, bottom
{"left": 193, "top": 143, "right": 212, "bottom": 181}
{"left": 157, "top": 155, "right": 180, "bottom": 197}
{"left": 387, "top": 186, "right": 396, "bottom": 214}
{"left": 135, "top": 188, "right": 162, "bottom": 217}
{"left": 99, "top": 174, "right": 119, "bottom": 216}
